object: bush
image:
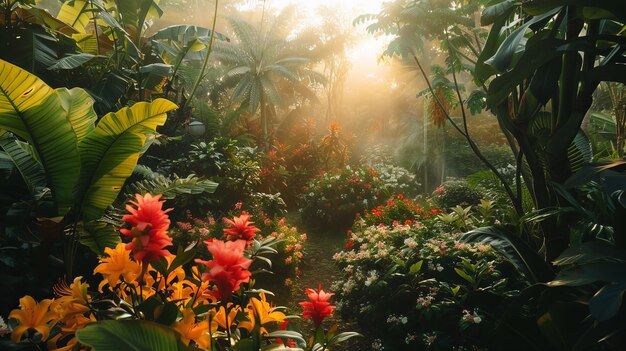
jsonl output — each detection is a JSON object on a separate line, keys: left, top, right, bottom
{"left": 432, "top": 179, "right": 485, "bottom": 208}
{"left": 357, "top": 194, "right": 443, "bottom": 228}
{"left": 333, "top": 219, "right": 526, "bottom": 350}
{"left": 361, "top": 145, "right": 419, "bottom": 196}
{"left": 170, "top": 207, "right": 305, "bottom": 283}
{"left": 299, "top": 166, "right": 385, "bottom": 228}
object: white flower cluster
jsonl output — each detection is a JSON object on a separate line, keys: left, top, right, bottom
{"left": 371, "top": 339, "right": 385, "bottom": 350}
{"left": 461, "top": 309, "right": 483, "bottom": 324}
{"left": 386, "top": 314, "right": 409, "bottom": 325}
{"left": 364, "top": 270, "right": 379, "bottom": 287}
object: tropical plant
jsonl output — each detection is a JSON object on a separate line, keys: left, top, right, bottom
{"left": 0, "top": 58, "right": 180, "bottom": 268}
{"left": 469, "top": 0, "right": 625, "bottom": 259}
{"left": 212, "top": 8, "right": 324, "bottom": 150}
{"left": 5, "top": 195, "right": 358, "bottom": 351}
{"left": 460, "top": 162, "right": 626, "bottom": 349}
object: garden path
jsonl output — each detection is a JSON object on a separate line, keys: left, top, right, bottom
{"left": 273, "top": 214, "right": 370, "bottom": 350}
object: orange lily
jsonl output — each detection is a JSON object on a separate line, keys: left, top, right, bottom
{"left": 9, "top": 296, "right": 57, "bottom": 343}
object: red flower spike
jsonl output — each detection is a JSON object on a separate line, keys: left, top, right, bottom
{"left": 222, "top": 211, "right": 260, "bottom": 243}
{"left": 195, "top": 239, "right": 252, "bottom": 301}
{"left": 120, "top": 193, "right": 173, "bottom": 263}
{"left": 299, "top": 285, "right": 335, "bottom": 327}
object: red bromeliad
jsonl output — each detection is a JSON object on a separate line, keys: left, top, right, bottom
{"left": 195, "top": 239, "right": 253, "bottom": 301}
{"left": 299, "top": 285, "right": 335, "bottom": 327}
{"left": 120, "top": 193, "right": 173, "bottom": 263}
{"left": 223, "top": 211, "right": 260, "bottom": 243}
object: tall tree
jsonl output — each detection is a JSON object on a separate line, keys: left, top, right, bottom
{"left": 212, "top": 7, "right": 324, "bottom": 149}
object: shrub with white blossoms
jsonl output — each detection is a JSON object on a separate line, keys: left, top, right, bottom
{"left": 299, "top": 166, "right": 386, "bottom": 228}
{"left": 333, "top": 215, "right": 526, "bottom": 350}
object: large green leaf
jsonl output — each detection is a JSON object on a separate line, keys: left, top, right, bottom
{"left": 549, "top": 262, "right": 626, "bottom": 286}
{"left": 0, "top": 136, "right": 46, "bottom": 194}
{"left": 0, "top": 59, "right": 81, "bottom": 214}
{"left": 150, "top": 24, "right": 229, "bottom": 43}
{"left": 589, "top": 282, "right": 626, "bottom": 322}
{"left": 57, "top": 0, "right": 98, "bottom": 34}
{"left": 76, "top": 320, "right": 188, "bottom": 351}
{"left": 481, "top": 0, "right": 516, "bottom": 26}
{"left": 57, "top": 88, "right": 97, "bottom": 142}
{"left": 461, "top": 225, "right": 554, "bottom": 283}
{"left": 139, "top": 63, "right": 172, "bottom": 90}
{"left": 79, "top": 220, "right": 121, "bottom": 255}
{"left": 78, "top": 98, "right": 177, "bottom": 220}
{"left": 484, "top": 9, "right": 561, "bottom": 73}
{"left": 48, "top": 53, "right": 100, "bottom": 70}
{"left": 0, "top": 27, "right": 58, "bottom": 75}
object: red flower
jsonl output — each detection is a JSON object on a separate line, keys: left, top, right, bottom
{"left": 120, "top": 193, "right": 172, "bottom": 263}
{"left": 299, "top": 285, "right": 335, "bottom": 327}
{"left": 195, "top": 239, "right": 252, "bottom": 301}
{"left": 223, "top": 212, "right": 260, "bottom": 243}
{"left": 345, "top": 241, "right": 354, "bottom": 249}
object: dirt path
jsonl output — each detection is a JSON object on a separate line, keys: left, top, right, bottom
{"left": 276, "top": 217, "right": 369, "bottom": 350}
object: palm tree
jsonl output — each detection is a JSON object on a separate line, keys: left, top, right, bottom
{"left": 212, "top": 7, "right": 324, "bottom": 150}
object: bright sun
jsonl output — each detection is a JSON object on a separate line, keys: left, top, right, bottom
{"left": 240, "top": 0, "right": 390, "bottom": 78}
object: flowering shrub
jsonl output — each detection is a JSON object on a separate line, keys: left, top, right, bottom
{"left": 4, "top": 193, "right": 356, "bottom": 351}
{"left": 360, "top": 145, "right": 418, "bottom": 196}
{"left": 333, "top": 218, "right": 525, "bottom": 350}
{"left": 357, "top": 194, "right": 443, "bottom": 228}
{"left": 170, "top": 207, "right": 306, "bottom": 284}
{"left": 300, "top": 166, "right": 385, "bottom": 228}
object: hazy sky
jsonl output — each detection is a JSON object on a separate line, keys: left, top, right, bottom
{"left": 235, "top": 0, "right": 391, "bottom": 83}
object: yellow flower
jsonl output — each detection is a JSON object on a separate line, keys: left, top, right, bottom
{"left": 149, "top": 254, "right": 186, "bottom": 291}
{"left": 9, "top": 296, "right": 57, "bottom": 343}
{"left": 47, "top": 334, "right": 79, "bottom": 351}
{"left": 238, "top": 293, "right": 286, "bottom": 334}
{"left": 52, "top": 277, "right": 90, "bottom": 318}
{"left": 168, "top": 279, "right": 215, "bottom": 307}
{"left": 214, "top": 304, "right": 240, "bottom": 330}
{"left": 94, "top": 243, "right": 141, "bottom": 291}
{"left": 47, "top": 277, "right": 95, "bottom": 350}
{"left": 174, "top": 309, "right": 216, "bottom": 350}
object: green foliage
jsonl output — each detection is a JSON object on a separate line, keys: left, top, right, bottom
{"left": 75, "top": 317, "right": 188, "bottom": 350}
{"left": 126, "top": 165, "right": 218, "bottom": 200}
{"left": 461, "top": 225, "right": 553, "bottom": 284}
{"left": 0, "top": 59, "right": 176, "bottom": 257}
{"left": 334, "top": 212, "right": 526, "bottom": 350}
{"left": 431, "top": 179, "right": 485, "bottom": 208}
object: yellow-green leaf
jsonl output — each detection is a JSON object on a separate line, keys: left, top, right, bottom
{"left": 57, "top": 88, "right": 97, "bottom": 142}
{"left": 0, "top": 59, "right": 80, "bottom": 214}
{"left": 78, "top": 98, "right": 177, "bottom": 220}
